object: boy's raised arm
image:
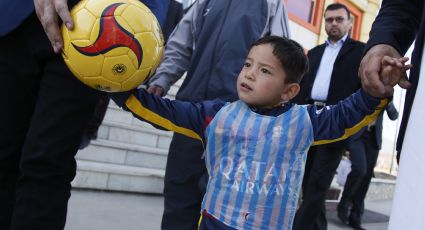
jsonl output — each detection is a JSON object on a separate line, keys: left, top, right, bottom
{"left": 308, "top": 89, "right": 388, "bottom": 145}
{"left": 109, "top": 89, "right": 225, "bottom": 145}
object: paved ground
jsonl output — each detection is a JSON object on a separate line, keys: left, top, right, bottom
{"left": 65, "top": 189, "right": 392, "bottom": 230}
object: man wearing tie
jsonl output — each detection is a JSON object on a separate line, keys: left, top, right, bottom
{"left": 0, "top": 0, "right": 168, "bottom": 229}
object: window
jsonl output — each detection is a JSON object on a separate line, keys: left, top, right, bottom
{"left": 286, "top": 0, "right": 325, "bottom": 34}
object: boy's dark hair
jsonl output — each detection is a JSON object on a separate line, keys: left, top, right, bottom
{"left": 251, "top": 36, "right": 308, "bottom": 83}
{"left": 325, "top": 3, "right": 351, "bottom": 19}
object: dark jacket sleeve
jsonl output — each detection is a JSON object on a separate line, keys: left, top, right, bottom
{"left": 365, "top": 0, "right": 423, "bottom": 55}
{"left": 308, "top": 89, "right": 388, "bottom": 145}
{"left": 141, "top": 0, "right": 170, "bottom": 28}
{"left": 163, "top": 0, "right": 184, "bottom": 42}
{"left": 109, "top": 89, "right": 225, "bottom": 145}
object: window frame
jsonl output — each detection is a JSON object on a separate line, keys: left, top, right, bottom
{"left": 285, "top": 0, "right": 325, "bottom": 34}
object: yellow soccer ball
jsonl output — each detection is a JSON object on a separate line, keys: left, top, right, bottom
{"left": 62, "top": 0, "right": 164, "bottom": 92}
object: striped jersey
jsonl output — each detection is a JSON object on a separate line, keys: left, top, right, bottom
{"left": 111, "top": 89, "right": 387, "bottom": 229}
{"left": 202, "top": 100, "right": 312, "bottom": 229}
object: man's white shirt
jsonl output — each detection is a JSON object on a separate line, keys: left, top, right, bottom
{"left": 310, "top": 34, "right": 348, "bottom": 101}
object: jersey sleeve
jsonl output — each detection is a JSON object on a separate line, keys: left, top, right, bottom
{"left": 109, "top": 89, "right": 225, "bottom": 145}
{"left": 307, "top": 89, "right": 388, "bottom": 145}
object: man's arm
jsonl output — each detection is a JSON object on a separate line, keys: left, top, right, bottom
{"left": 308, "top": 90, "right": 387, "bottom": 145}
{"left": 359, "top": 0, "right": 422, "bottom": 97}
{"left": 366, "top": 0, "right": 422, "bottom": 56}
{"left": 266, "top": 0, "right": 290, "bottom": 38}
{"left": 147, "top": 1, "right": 204, "bottom": 96}
{"left": 110, "top": 89, "right": 224, "bottom": 144}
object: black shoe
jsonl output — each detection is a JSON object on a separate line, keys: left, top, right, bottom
{"left": 348, "top": 219, "right": 365, "bottom": 230}
{"left": 337, "top": 204, "right": 349, "bottom": 225}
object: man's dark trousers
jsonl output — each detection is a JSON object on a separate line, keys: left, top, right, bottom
{"left": 293, "top": 144, "right": 344, "bottom": 230}
{"left": 0, "top": 13, "right": 98, "bottom": 230}
{"left": 162, "top": 134, "right": 208, "bottom": 230}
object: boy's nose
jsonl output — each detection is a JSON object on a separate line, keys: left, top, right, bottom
{"left": 245, "top": 70, "right": 255, "bottom": 80}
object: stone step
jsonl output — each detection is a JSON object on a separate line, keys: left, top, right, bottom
{"left": 76, "top": 139, "right": 168, "bottom": 170}
{"left": 364, "top": 178, "right": 396, "bottom": 200}
{"left": 71, "top": 76, "right": 182, "bottom": 194}
{"left": 72, "top": 160, "right": 164, "bottom": 194}
{"left": 97, "top": 120, "right": 173, "bottom": 150}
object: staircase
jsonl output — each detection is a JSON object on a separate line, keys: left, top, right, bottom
{"left": 71, "top": 80, "right": 183, "bottom": 194}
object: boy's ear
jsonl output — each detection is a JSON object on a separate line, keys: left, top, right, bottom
{"left": 281, "top": 83, "right": 300, "bottom": 102}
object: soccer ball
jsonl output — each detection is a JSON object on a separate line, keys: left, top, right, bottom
{"left": 62, "top": 0, "right": 164, "bottom": 92}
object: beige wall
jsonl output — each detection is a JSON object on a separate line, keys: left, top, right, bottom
{"left": 359, "top": 0, "right": 381, "bottom": 42}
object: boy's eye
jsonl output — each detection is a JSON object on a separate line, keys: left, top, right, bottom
{"left": 261, "top": 68, "right": 271, "bottom": 74}
{"left": 244, "top": 62, "right": 251, "bottom": 67}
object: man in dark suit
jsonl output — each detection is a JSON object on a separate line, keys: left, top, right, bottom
{"left": 0, "top": 0, "right": 168, "bottom": 229}
{"left": 292, "top": 3, "right": 365, "bottom": 230}
{"left": 0, "top": 1, "right": 98, "bottom": 229}
{"left": 338, "top": 102, "right": 398, "bottom": 229}
{"left": 359, "top": 0, "right": 424, "bottom": 228}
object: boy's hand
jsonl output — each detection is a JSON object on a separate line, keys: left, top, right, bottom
{"left": 34, "top": 0, "right": 74, "bottom": 53}
{"left": 380, "top": 56, "right": 412, "bottom": 97}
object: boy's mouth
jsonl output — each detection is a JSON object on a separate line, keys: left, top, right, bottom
{"left": 241, "top": 83, "right": 252, "bottom": 91}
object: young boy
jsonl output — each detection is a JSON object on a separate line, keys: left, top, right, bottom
{"left": 110, "top": 36, "right": 392, "bottom": 229}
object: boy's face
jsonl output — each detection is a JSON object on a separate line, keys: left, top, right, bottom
{"left": 237, "top": 44, "right": 293, "bottom": 108}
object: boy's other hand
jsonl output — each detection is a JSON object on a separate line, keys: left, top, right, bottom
{"left": 34, "top": 0, "right": 73, "bottom": 53}
{"left": 380, "top": 56, "right": 412, "bottom": 90}
{"left": 147, "top": 85, "right": 165, "bottom": 96}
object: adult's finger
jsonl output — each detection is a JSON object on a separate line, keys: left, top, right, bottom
{"left": 381, "top": 56, "right": 403, "bottom": 67}
{"left": 54, "top": 0, "right": 73, "bottom": 30}
{"left": 34, "top": 0, "right": 71, "bottom": 53}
